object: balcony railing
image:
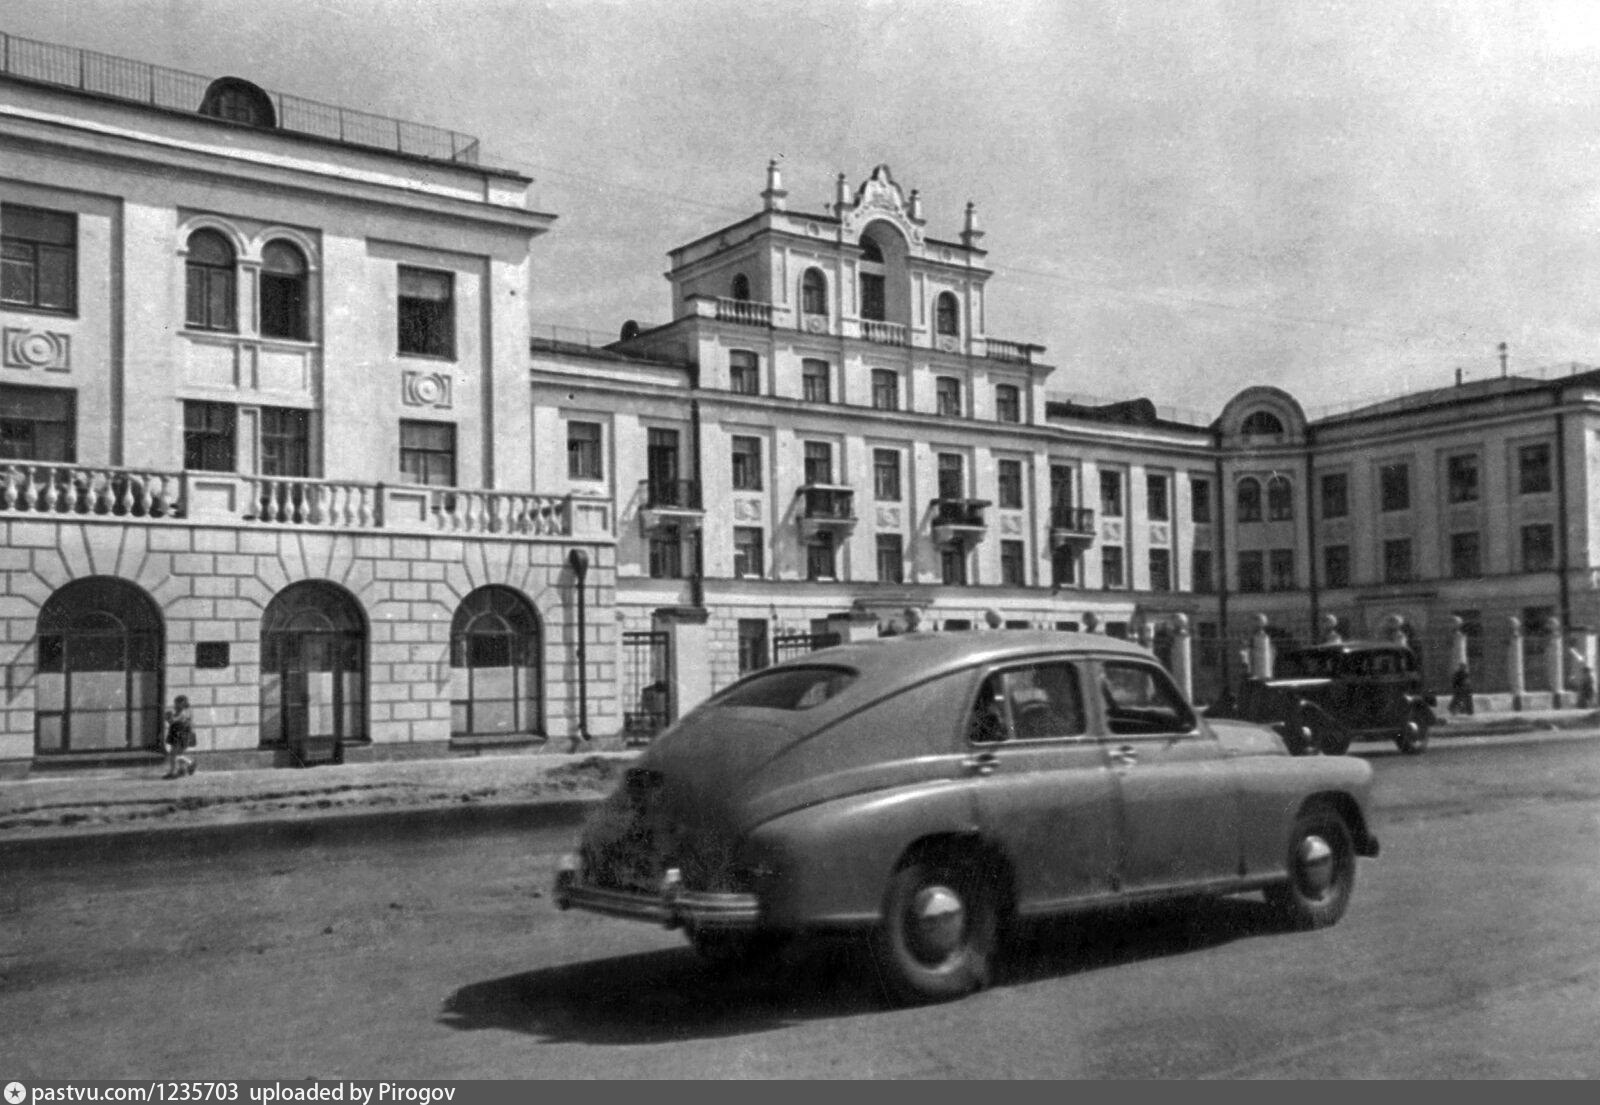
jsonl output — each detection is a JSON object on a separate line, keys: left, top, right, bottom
{"left": 985, "top": 338, "right": 1035, "bottom": 364}
{"left": 0, "top": 31, "right": 480, "bottom": 163}
{"left": 716, "top": 299, "right": 774, "bottom": 328}
{"left": 862, "top": 320, "right": 909, "bottom": 347}
{"left": 931, "top": 497, "right": 989, "bottom": 528}
{"left": 799, "top": 486, "right": 855, "bottom": 521}
{"left": 641, "top": 478, "right": 702, "bottom": 511}
{"left": 1049, "top": 505, "right": 1096, "bottom": 537}
{"left": 0, "top": 462, "right": 598, "bottom": 537}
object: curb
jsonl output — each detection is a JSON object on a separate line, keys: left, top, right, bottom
{"left": 0, "top": 793, "right": 604, "bottom": 869}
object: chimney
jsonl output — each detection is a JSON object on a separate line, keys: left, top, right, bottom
{"left": 761, "top": 159, "right": 787, "bottom": 212}
{"left": 961, "top": 201, "right": 984, "bottom": 248}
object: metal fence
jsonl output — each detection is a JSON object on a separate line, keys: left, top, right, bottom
{"left": 771, "top": 631, "right": 842, "bottom": 665}
{"left": 620, "top": 630, "right": 670, "bottom": 744}
{"left": 1, "top": 31, "right": 479, "bottom": 163}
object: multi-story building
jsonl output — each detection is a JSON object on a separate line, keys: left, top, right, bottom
{"left": 1, "top": 32, "right": 613, "bottom": 775}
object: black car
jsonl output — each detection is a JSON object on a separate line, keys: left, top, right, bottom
{"left": 1225, "top": 640, "right": 1436, "bottom": 756}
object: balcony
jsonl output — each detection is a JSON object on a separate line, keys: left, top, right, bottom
{"left": 862, "top": 320, "right": 909, "bottom": 347}
{"left": 638, "top": 478, "right": 704, "bottom": 533}
{"left": 1049, "top": 505, "right": 1096, "bottom": 547}
{"left": 930, "top": 497, "right": 990, "bottom": 545}
{"left": 797, "top": 485, "right": 857, "bottom": 539}
{"left": 984, "top": 338, "right": 1039, "bottom": 365}
{"left": 0, "top": 462, "right": 607, "bottom": 537}
{"left": 716, "top": 298, "right": 774, "bottom": 328}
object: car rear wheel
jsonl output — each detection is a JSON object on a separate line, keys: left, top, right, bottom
{"left": 1395, "top": 709, "right": 1430, "bottom": 755}
{"left": 1266, "top": 808, "right": 1356, "bottom": 931}
{"left": 873, "top": 856, "right": 998, "bottom": 1005}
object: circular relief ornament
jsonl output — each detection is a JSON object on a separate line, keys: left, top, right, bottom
{"left": 415, "top": 375, "right": 443, "bottom": 404}
{"left": 937, "top": 336, "right": 958, "bottom": 353}
{"left": 18, "top": 332, "right": 60, "bottom": 366}
{"left": 941, "top": 248, "right": 953, "bottom": 261}
{"left": 808, "top": 223, "right": 820, "bottom": 237}
{"left": 806, "top": 316, "right": 826, "bottom": 334}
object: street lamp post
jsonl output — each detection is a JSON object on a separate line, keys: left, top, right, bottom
{"left": 567, "top": 548, "right": 590, "bottom": 742}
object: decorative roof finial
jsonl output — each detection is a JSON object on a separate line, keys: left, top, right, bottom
{"left": 761, "top": 159, "right": 787, "bottom": 212}
{"left": 908, "top": 188, "right": 924, "bottom": 222}
{"left": 835, "top": 172, "right": 850, "bottom": 215}
{"left": 961, "top": 200, "right": 984, "bottom": 247}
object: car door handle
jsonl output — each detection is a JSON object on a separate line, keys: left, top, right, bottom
{"left": 1108, "top": 744, "right": 1139, "bottom": 768}
{"left": 963, "top": 751, "right": 999, "bottom": 776}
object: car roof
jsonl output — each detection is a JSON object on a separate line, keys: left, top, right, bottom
{"left": 769, "top": 629, "right": 1153, "bottom": 690}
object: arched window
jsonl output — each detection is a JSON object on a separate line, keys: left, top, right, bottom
{"left": 260, "top": 582, "right": 365, "bottom": 751}
{"left": 859, "top": 236, "right": 886, "bottom": 321}
{"left": 935, "top": 291, "right": 960, "bottom": 336}
{"left": 801, "top": 268, "right": 827, "bottom": 316}
{"left": 35, "top": 578, "right": 162, "bottom": 753}
{"left": 730, "top": 273, "right": 751, "bottom": 301}
{"left": 1267, "top": 475, "right": 1294, "bottom": 521}
{"left": 450, "top": 586, "right": 543, "bottom": 739}
{"left": 260, "top": 240, "right": 309, "bottom": 340}
{"left": 1242, "top": 410, "right": 1285, "bottom": 436}
{"left": 198, "top": 77, "right": 277, "bottom": 128}
{"left": 1236, "top": 477, "right": 1262, "bottom": 523}
{"left": 185, "top": 229, "right": 236, "bottom": 332}
{"left": 860, "top": 239, "right": 884, "bottom": 263}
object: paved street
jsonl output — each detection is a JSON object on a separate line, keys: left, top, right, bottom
{"left": 4, "top": 733, "right": 1599, "bottom": 1078}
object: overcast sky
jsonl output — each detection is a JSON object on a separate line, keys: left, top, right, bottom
{"left": 10, "top": 0, "right": 1600, "bottom": 417}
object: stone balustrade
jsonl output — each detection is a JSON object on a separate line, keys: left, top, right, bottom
{"left": 0, "top": 462, "right": 183, "bottom": 517}
{"left": 715, "top": 298, "right": 774, "bottom": 327}
{"left": 861, "top": 319, "right": 909, "bottom": 346}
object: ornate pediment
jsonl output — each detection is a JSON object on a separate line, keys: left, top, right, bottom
{"left": 842, "top": 164, "right": 925, "bottom": 247}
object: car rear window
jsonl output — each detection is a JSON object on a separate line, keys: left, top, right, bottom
{"left": 715, "top": 666, "right": 858, "bottom": 710}
{"left": 1277, "top": 652, "right": 1339, "bottom": 678}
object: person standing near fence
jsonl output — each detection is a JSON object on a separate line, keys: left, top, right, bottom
{"left": 1449, "top": 664, "right": 1474, "bottom": 716}
{"left": 162, "top": 695, "right": 196, "bottom": 779}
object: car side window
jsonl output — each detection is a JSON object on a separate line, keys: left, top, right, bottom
{"left": 966, "top": 662, "right": 1087, "bottom": 743}
{"left": 967, "top": 676, "right": 1009, "bottom": 744}
{"left": 1099, "top": 660, "right": 1197, "bottom": 736}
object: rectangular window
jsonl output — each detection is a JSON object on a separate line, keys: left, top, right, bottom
{"left": 1146, "top": 473, "right": 1170, "bottom": 521}
{"left": 1447, "top": 454, "right": 1480, "bottom": 504}
{"left": 730, "top": 435, "right": 763, "bottom": 490}
{"left": 0, "top": 385, "right": 76, "bottom": 462}
{"left": 937, "top": 453, "right": 964, "bottom": 499}
{"left": 802, "top": 358, "right": 831, "bottom": 403}
{"left": 1, "top": 204, "right": 76, "bottom": 313}
{"left": 803, "top": 441, "right": 833, "bottom": 485}
{"left": 940, "top": 545, "right": 967, "bottom": 585}
{"left": 1269, "top": 548, "right": 1295, "bottom": 591}
{"left": 733, "top": 526, "right": 764, "bottom": 578}
{"left": 729, "top": 350, "right": 760, "bottom": 395}
{"left": 646, "top": 428, "right": 683, "bottom": 504}
{"left": 1101, "top": 546, "right": 1126, "bottom": 589}
{"left": 1099, "top": 470, "right": 1124, "bottom": 517}
{"left": 1518, "top": 443, "right": 1553, "bottom": 494}
{"left": 183, "top": 401, "right": 236, "bottom": 472}
{"left": 1383, "top": 538, "right": 1413, "bottom": 584}
{"left": 1001, "top": 539, "right": 1026, "bottom": 586}
{"left": 995, "top": 384, "right": 1021, "bottom": 423}
{"left": 876, "top": 534, "right": 904, "bottom": 583}
{"left": 737, "top": 619, "right": 769, "bottom": 674}
{"left": 1323, "top": 544, "right": 1351, "bottom": 588}
{"left": 1380, "top": 462, "right": 1410, "bottom": 512}
{"left": 997, "top": 459, "right": 1024, "bottom": 509}
{"left": 806, "top": 532, "right": 837, "bottom": 580}
{"left": 399, "top": 419, "right": 455, "bottom": 486}
{"left": 260, "top": 406, "right": 310, "bottom": 477}
{"left": 1053, "top": 545, "right": 1079, "bottom": 587}
{"left": 860, "top": 272, "right": 886, "bottom": 321}
{"left": 1521, "top": 523, "right": 1555, "bottom": 572}
{"left": 1450, "top": 531, "right": 1481, "bottom": 579}
{"left": 567, "top": 421, "right": 603, "bottom": 480}
{"left": 1321, "top": 472, "right": 1349, "bottom": 519}
{"left": 1190, "top": 477, "right": 1212, "bottom": 523}
{"left": 397, "top": 267, "right": 454, "bottom": 358}
{"left": 936, "top": 377, "right": 962, "bottom": 417}
{"left": 1190, "top": 548, "right": 1213, "bottom": 593}
{"left": 1237, "top": 550, "right": 1264, "bottom": 593}
{"left": 649, "top": 525, "right": 683, "bottom": 579}
{"left": 873, "top": 448, "right": 901, "bottom": 500}
{"left": 1149, "top": 548, "right": 1172, "bottom": 592}
{"left": 871, "top": 369, "right": 899, "bottom": 411}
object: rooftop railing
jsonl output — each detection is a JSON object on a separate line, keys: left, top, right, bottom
{"left": 0, "top": 31, "right": 480, "bottom": 163}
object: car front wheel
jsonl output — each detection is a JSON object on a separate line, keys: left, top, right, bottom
{"left": 873, "top": 856, "right": 998, "bottom": 1005}
{"left": 1395, "top": 709, "right": 1430, "bottom": 755}
{"left": 1266, "top": 808, "right": 1356, "bottom": 931}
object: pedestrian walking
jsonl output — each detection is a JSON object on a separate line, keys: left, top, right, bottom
{"left": 1448, "top": 663, "right": 1474, "bottom": 716}
{"left": 1578, "top": 665, "right": 1595, "bottom": 709}
{"left": 163, "top": 695, "right": 196, "bottom": 778}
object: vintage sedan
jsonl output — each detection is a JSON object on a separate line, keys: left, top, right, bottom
{"left": 553, "top": 630, "right": 1380, "bottom": 1004}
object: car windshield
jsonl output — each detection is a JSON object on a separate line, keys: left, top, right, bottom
{"left": 1276, "top": 651, "right": 1340, "bottom": 678}
{"left": 714, "top": 666, "right": 858, "bottom": 710}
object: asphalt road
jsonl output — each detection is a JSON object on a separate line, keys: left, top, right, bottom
{"left": 3, "top": 734, "right": 1599, "bottom": 1078}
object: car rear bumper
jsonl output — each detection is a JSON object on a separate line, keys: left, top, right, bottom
{"left": 552, "top": 865, "right": 762, "bottom": 931}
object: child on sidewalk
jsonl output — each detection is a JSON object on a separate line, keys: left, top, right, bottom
{"left": 163, "top": 695, "right": 196, "bottom": 779}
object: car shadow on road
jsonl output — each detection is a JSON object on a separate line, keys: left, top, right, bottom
{"left": 439, "top": 897, "right": 1285, "bottom": 1044}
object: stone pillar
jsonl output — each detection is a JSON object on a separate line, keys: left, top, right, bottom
{"left": 1135, "top": 617, "right": 1154, "bottom": 652}
{"left": 1321, "top": 614, "right": 1342, "bottom": 645}
{"left": 983, "top": 608, "right": 1003, "bottom": 629}
{"left": 653, "top": 606, "right": 712, "bottom": 720}
{"left": 1250, "top": 613, "right": 1274, "bottom": 680}
{"left": 1082, "top": 611, "right": 1101, "bottom": 634}
{"left": 1383, "top": 613, "right": 1408, "bottom": 649}
{"left": 1171, "top": 613, "right": 1194, "bottom": 701}
{"left": 827, "top": 607, "right": 881, "bottom": 644}
{"left": 903, "top": 607, "right": 924, "bottom": 633}
{"left": 1507, "top": 616, "right": 1526, "bottom": 710}
{"left": 1546, "top": 617, "right": 1565, "bottom": 706}
{"left": 1450, "top": 616, "right": 1470, "bottom": 670}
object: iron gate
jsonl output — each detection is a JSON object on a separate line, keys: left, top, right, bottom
{"left": 621, "top": 630, "right": 671, "bottom": 743}
{"left": 771, "top": 631, "right": 842, "bottom": 664}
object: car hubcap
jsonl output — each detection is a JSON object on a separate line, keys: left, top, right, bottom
{"left": 908, "top": 884, "right": 966, "bottom": 962}
{"left": 1295, "top": 834, "right": 1335, "bottom": 898}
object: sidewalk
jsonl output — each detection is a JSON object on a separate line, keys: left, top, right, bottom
{"left": 2, "top": 707, "right": 1596, "bottom": 853}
